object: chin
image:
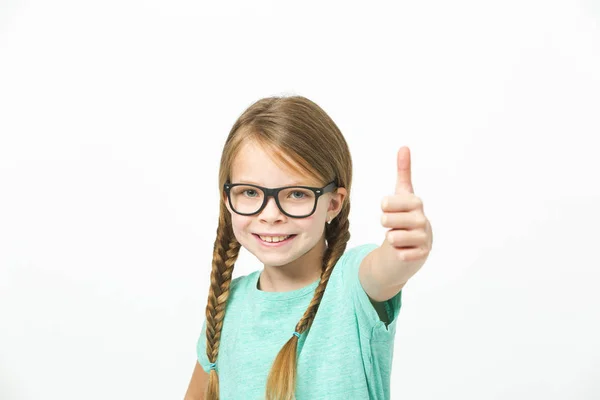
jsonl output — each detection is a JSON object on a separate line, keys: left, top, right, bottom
{"left": 251, "top": 248, "right": 300, "bottom": 268}
{"left": 245, "top": 240, "right": 302, "bottom": 268}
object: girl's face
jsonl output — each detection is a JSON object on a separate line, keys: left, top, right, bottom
{"left": 225, "top": 140, "right": 346, "bottom": 269}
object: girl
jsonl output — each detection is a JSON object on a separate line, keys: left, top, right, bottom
{"left": 184, "top": 95, "right": 433, "bottom": 400}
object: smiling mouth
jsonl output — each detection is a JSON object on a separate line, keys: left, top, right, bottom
{"left": 254, "top": 234, "right": 297, "bottom": 243}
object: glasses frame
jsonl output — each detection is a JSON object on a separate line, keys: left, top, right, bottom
{"left": 223, "top": 181, "right": 337, "bottom": 218}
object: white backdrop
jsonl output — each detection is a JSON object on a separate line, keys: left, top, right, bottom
{"left": 1, "top": 1, "right": 599, "bottom": 399}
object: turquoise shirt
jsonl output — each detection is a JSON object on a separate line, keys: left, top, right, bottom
{"left": 196, "top": 243, "right": 403, "bottom": 399}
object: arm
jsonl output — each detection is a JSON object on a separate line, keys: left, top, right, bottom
{"left": 184, "top": 361, "right": 208, "bottom": 400}
{"left": 359, "top": 147, "right": 433, "bottom": 302}
{"left": 358, "top": 218, "right": 432, "bottom": 302}
{"left": 359, "top": 247, "right": 406, "bottom": 303}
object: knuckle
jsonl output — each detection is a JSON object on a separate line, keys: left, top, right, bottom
{"left": 415, "top": 214, "right": 427, "bottom": 228}
{"left": 381, "top": 197, "right": 390, "bottom": 209}
{"left": 387, "top": 231, "right": 395, "bottom": 244}
{"left": 414, "top": 196, "right": 423, "bottom": 208}
{"left": 395, "top": 250, "right": 406, "bottom": 261}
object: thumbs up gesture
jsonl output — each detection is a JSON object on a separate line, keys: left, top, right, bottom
{"left": 379, "top": 146, "right": 433, "bottom": 285}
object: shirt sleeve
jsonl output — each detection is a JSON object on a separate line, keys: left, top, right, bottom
{"left": 196, "top": 319, "right": 211, "bottom": 373}
{"left": 341, "top": 243, "right": 403, "bottom": 340}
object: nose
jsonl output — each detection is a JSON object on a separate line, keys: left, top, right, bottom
{"left": 258, "top": 196, "right": 285, "bottom": 223}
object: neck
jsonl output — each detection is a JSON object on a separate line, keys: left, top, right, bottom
{"left": 258, "top": 237, "right": 327, "bottom": 292}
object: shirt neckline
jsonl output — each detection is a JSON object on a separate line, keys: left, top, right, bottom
{"left": 251, "top": 270, "right": 321, "bottom": 302}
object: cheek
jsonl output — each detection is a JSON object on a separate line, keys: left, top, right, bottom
{"left": 312, "top": 202, "right": 329, "bottom": 223}
{"left": 298, "top": 215, "right": 325, "bottom": 236}
{"left": 230, "top": 216, "right": 252, "bottom": 239}
{"left": 316, "top": 198, "right": 331, "bottom": 216}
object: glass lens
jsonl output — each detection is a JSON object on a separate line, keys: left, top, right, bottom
{"left": 228, "top": 185, "right": 316, "bottom": 216}
{"left": 277, "top": 187, "right": 316, "bottom": 216}
{"left": 229, "top": 185, "right": 265, "bottom": 214}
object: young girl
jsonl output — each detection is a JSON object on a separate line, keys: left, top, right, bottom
{"left": 184, "top": 95, "right": 433, "bottom": 400}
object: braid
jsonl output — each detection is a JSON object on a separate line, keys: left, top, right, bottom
{"left": 294, "top": 206, "right": 350, "bottom": 333}
{"left": 204, "top": 204, "right": 241, "bottom": 400}
{"left": 265, "top": 202, "right": 351, "bottom": 400}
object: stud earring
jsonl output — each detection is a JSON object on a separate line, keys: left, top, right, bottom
{"left": 327, "top": 217, "right": 332, "bottom": 224}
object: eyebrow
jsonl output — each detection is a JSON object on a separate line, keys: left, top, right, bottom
{"left": 234, "top": 179, "right": 312, "bottom": 187}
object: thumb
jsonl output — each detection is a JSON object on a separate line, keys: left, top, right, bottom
{"left": 395, "top": 146, "right": 414, "bottom": 194}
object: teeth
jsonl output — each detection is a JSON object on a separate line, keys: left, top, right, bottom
{"left": 259, "top": 235, "right": 291, "bottom": 243}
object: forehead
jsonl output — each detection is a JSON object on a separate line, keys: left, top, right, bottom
{"left": 231, "top": 140, "right": 317, "bottom": 187}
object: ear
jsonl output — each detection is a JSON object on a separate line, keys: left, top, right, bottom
{"left": 327, "top": 187, "right": 347, "bottom": 217}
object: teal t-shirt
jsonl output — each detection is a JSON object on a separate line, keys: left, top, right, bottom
{"left": 196, "top": 243, "right": 403, "bottom": 399}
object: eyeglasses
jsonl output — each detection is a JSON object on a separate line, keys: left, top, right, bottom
{"left": 223, "top": 181, "right": 337, "bottom": 218}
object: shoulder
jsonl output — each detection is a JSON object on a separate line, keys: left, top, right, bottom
{"left": 335, "top": 243, "right": 378, "bottom": 289}
{"left": 343, "top": 243, "right": 379, "bottom": 259}
{"left": 199, "top": 271, "right": 257, "bottom": 329}
{"left": 196, "top": 271, "right": 258, "bottom": 371}
{"left": 338, "top": 243, "right": 403, "bottom": 338}
{"left": 229, "top": 271, "right": 258, "bottom": 295}
{"left": 337, "top": 243, "right": 379, "bottom": 271}
{"left": 216, "top": 270, "right": 261, "bottom": 305}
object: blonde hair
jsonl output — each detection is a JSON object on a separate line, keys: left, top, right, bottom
{"left": 204, "top": 95, "right": 352, "bottom": 399}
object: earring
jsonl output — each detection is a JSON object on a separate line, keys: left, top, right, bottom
{"left": 327, "top": 217, "right": 332, "bottom": 224}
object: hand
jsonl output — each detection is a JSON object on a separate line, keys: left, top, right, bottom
{"left": 380, "top": 146, "right": 433, "bottom": 284}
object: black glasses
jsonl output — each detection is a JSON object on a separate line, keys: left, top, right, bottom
{"left": 223, "top": 181, "right": 337, "bottom": 218}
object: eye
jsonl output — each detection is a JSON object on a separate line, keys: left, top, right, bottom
{"left": 243, "top": 189, "right": 258, "bottom": 198}
{"left": 290, "top": 191, "right": 306, "bottom": 199}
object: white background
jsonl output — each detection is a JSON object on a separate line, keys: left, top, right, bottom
{"left": 1, "top": 1, "right": 599, "bottom": 399}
